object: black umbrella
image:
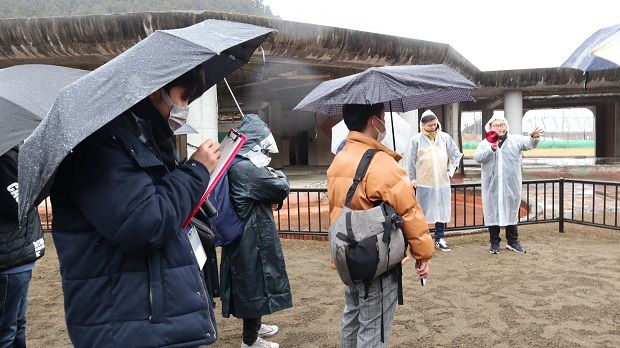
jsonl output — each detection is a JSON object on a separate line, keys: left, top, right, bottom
{"left": 293, "top": 64, "right": 477, "bottom": 150}
{"left": 294, "top": 64, "right": 476, "bottom": 116}
{"left": 18, "top": 19, "right": 274, "bottom": 220}
{"left": 0, "top": 64, "right": 88, "bottom": 156}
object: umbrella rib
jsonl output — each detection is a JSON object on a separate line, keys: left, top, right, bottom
{"left": 158, "top": 30, "right": 222, "bottom": 54}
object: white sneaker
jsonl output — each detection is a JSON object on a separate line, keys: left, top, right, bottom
{"left": 257, "top": 324, "right": 279, "bottom": 337}
{"left": 241, "top": 337, "right": 279, "bottom": 348}
{"left": 435, "top": 238, "right": 451, "bottom": 252}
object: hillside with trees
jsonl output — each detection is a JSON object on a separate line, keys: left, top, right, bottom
{"left": 0, "top": 0, "right": 277, "bottom": 19}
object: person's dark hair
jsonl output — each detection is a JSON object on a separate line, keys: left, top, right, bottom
{"left": 342, "top": 103, "right": 385, "bottom": 131}
{"left": 163, "top": 65, "right": 207, "bottom": 103}
{"left": 420, "top": 113, "right": 438, "bottom": 125}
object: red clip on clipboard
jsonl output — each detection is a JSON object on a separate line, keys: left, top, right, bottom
{"left": 182, "top": 129, "right": 247, "bottom": 228}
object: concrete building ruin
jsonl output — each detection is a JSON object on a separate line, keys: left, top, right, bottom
{"left": 1, "top": 11, "right": 619, "bottom": 166}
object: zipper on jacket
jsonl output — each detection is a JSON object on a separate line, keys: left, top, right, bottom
{"left": 147, "top": 257, "right": 153, "bottom": 320}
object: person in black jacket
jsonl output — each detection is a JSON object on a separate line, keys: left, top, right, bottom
{"left": 50, "top": 67, "right": 222, "bottom": 348}
{"left": 1, "top": 145, "right": 45, "bottom": 348}
{"left": 219, "top": 115, "right": 291, "bottom": 348}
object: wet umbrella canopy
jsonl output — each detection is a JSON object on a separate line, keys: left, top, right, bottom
{"left": 592, "top": 30, "right": 620, "bottom": 66}
{"left": 293, "top": 64, "right": 477, "bottom": 116}
{"left": 561, "top": 23, "right": 620, "bottom": 72}
{"left": 18, "top": 19, "right": 274, "bottom": 220}
{"left": 0, "top": 64, "right": 88, "bottom": 156}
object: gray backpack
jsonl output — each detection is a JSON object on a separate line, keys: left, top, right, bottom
{"left": 329, "top": 149, "right": 407, "bottom": 287}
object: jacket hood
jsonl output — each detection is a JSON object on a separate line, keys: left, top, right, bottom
{"left": 237, "top": 114, "right": 278, "bottom": 167}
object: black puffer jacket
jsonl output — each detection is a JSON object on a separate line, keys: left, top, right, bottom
{"left": 0, "top": 146, "right": 45, "bottom": 271}
{"left": 50, "top": 100, "right": 217, "bottom": 347}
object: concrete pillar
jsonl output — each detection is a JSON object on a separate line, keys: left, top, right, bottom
{"left": 481, "top": 108, "right": 494, "bottom": 139}
{"left": 616, "top": 102, "right": 620, "bottom": 156}
{"left": 186, "top": 86, "right": 218, "bottom": 157}
{"left": 266, "top": 100, "right": 284, "bottom": 168}
{"left": 504, "top": 90, "right": 523, "bottom": 135}
{"left": 442, "top": 103, "right": 460, "bottom": 139}
{"left": 280, "top": 107, "right": 291, "bottom": 167}
{"left": 311, "top": 113, "right": 333, "bottom": 166}
{"left": 442, "top": 103, "right": 463, "bottom": 173}
{"left": 595, "top": 102, "right": 619, "bottom": 158}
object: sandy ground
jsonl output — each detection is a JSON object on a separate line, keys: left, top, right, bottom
{"left": 27, "top": 224, "right": 620, "bottom": 348}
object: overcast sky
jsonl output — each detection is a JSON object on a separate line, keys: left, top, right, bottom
{"left": 263, "top": 0, "right": 619, "bottom": 71}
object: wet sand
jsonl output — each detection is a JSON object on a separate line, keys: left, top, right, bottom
{"left": 27, "top": 224, "right": 620, "bottom": 347}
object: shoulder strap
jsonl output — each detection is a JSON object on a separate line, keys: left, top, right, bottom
{"left": 344, "top": 149, "right": 379, "bottom": 208}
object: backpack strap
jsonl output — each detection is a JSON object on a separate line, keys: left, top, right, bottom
{"left": 336, "top": 149, "right": 379, "bottom": 244}
{"left": 344, "top": 149, "right": 379, "bottom": 208}
{"left": 335, "top": 212, "right": 357, "bottom": 245}
{"left": 380, "top": 203, "right": 403, "bottom": 243}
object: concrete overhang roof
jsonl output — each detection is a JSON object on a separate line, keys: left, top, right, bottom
{"left": 2, "top": 11, "right": 620, "bottom": 111}
{"left": 0, "top": 11, "right": 479, "bottom": 77}
{"left": 469, "top": 68, "right": 620, "bottom": 110}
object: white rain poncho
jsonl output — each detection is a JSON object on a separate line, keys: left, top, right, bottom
{"left": 408, "top": 121, "right": 462, "bottom": 224}
{"left": 475, "top": 116, "right": 540, "bottom": 226}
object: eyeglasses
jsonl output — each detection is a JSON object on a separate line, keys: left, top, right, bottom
{"left": 491, "top": 123, "right": 507, "bottom": 129}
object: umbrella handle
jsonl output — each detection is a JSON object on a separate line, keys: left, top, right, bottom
{"left": 389, "top": 102, "right": 396, "bottom": 151}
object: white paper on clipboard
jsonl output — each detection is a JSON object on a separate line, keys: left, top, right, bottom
{"left": 204, "top": 130, "right": 246, "bottom": 196}
{"left": 182, "top": 129, "right": 247, "bottom": 228}
{"left": 187, "top": 225, "right": 207, "bottom": 270}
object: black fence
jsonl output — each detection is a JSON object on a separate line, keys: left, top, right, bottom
{"left": 273, "top": 178, "right": 620, "bottom": 237}
{"left": 38, "top": 178, "right": 620, "bottom": 237}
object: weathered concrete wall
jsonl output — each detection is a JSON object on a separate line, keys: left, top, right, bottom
{"left": 0, "top": 11, "right": 480, "bottom": 79}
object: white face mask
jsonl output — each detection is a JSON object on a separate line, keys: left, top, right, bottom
{"left": 260, "top": 133, "right": 279, "bottom": 154}
{"left": 160, "top": 88, "right": 190, "bottom": 131}
{"left": 246, "top": 145, "right": 272, "bottom": 167}
{"left": 374, "top": 116, "right": 386, "bottom": 143}
{"left": 242, "top": 132, "right": 279, "bottom": 167}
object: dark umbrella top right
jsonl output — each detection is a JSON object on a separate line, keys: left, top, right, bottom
{"left": 561, "top": 23, "right": 620, "bottom": 71}
{"left": 293, "top": 64, "right": 477, "bottom": 116}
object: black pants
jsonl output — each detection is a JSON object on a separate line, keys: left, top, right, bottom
{"left": 488, "top": 225, "right": 518, "bottom": 244}
{"left": 242, "top": 317, "right": 262, "bottom": 346}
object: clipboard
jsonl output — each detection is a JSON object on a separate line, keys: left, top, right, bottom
{"left": 182, "top": 129, "right": 247, "bottom": 228}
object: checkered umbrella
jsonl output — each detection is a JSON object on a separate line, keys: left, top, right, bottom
{"left": 293, "top": 64, "right": 477, "bottom": 116}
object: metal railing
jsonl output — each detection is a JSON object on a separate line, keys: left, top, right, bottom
{"left": 272, "top": 178, "right": 619, "bottom": 236}
{"left": 561, "top": 178, "right": 620, "bottom": 232}
{"left": 37, "top": 178, "right": 620, "bottom": 236}
{"left": 275, "top": 188, "right": 330, "bottom": 240}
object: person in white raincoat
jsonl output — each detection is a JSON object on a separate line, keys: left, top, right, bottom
{"left": 408, "top": 110, "right": 462, "bottom": 251}
{"left": 475, "top": 115, "right": 544, "bottom": 254}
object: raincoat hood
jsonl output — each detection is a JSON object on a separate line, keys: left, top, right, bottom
{"left": 419, "top": 109, "right": 442, "bottom": 137}
{"left": 237, "top": 114, "right": 278, "bottom": 167}
{"left": 485, "top": 115, "right": 510, "bottom": 133}
{"left": 420, "top": 109, "right": 437, "bottom": 122}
